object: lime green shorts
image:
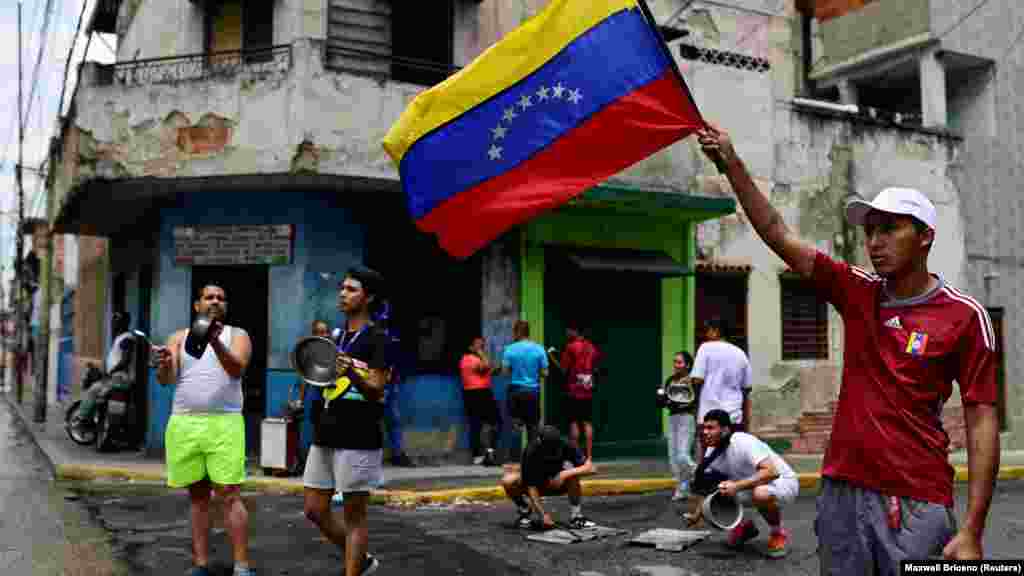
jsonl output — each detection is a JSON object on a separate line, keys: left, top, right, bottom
{"left": 165, "top": 413, "right": 246, "bottom": 488}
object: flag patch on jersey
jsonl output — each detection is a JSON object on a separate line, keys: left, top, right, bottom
{"left": 905, "top": 331, "right": 929, "bottom": 356}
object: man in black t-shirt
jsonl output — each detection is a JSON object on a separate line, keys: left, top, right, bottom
{"left": 302, "top": 266, "right": 389, "bottom": 576}
{"left": 500, "top": 425, "right": 598, "bottom": 530}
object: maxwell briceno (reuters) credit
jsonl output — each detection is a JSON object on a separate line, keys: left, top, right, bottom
{"left": 902, "top": 560, "right": 1024, "bottom": 573}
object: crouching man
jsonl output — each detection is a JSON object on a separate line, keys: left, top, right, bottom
{"left": 688, "top": 409, "right": 798, "bottom": 558}
{"left": 501, "top": 425, "right": 597, "bottom": 530}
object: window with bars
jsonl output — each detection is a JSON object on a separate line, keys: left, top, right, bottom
{"left": 780, "top": 275, "right": 828, "bottom": 360}
{"left": 325, "top": 0, "right": 456, "bottom": 86}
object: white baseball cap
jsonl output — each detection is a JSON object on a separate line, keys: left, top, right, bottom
{"left": 845, "top": 187, "right": 937, "bottom": 230}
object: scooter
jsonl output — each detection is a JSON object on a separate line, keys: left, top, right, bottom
{"left": 64, "top": 330, "right": 151, "bottom": 452}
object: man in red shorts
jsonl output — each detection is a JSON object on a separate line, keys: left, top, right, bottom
{"left": 549, "top": 323, "right": 602, "bottom": 461}
{"left": 697, "top": 123, "right": 998, "bottom": 572}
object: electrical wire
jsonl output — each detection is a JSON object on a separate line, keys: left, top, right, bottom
{"left": 1, "top": 0, "right": 47, "bottom": 172}
{"left": 934, "top": 0, "right": 993, "bottom": 42}
{"left": 96, "top": 32, "right": 117, "bottom": 58}
{"left": 58, "top": 0, "right": 91, "bottom": 119}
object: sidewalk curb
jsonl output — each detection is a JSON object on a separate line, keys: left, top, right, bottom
{"left": 14, "top": 395, "right": 1024, "bottom": 503}
{"left": 49, "top": 462, "right": 1024, "bottom": 505}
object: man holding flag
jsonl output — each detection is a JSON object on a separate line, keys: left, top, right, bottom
{"left": 382, "top": 0, "right": 704, "bottom": 260}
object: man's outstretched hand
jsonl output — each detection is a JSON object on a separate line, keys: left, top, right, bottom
{"left": 697, "top": 122, "right": 737, "bottom": 172}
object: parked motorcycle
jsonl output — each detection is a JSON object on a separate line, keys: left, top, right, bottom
{"left": 64, "top": 330, "right": 151, "bottom": 452}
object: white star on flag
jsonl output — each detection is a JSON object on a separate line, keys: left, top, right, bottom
{"left": 492, "top": 125, "right": 507, "bottom": 140}
{"left": 503, "top": 108, "right": 517, "bottom": 122}
{"left": 488, "top": 145, "right": 503, "bottom": 160}
{"left": 567, "top": 88, "right": 583, "bottom": 104}
{"left": 552, "top": 83, "right": 566, "bottom": 99}
{"left": 536, "top": 86, "right": 550, "bottom": 100}
{"left": 518, "top": 95, "right": 532, "bottom": 110}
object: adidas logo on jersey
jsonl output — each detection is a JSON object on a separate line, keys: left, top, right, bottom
{"left": 884, "top": 316, "right": 902, "bottom": 329}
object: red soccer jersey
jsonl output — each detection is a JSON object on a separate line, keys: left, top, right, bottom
{"left": 562, "top": 337, "right": 602, "bottom": 400}
{"left": 812, "top": 251, "right": 997, "bottom": 506}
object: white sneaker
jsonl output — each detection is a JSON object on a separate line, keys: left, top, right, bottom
{"left": 472, "top": 456, "right": 485, "bottom": 465}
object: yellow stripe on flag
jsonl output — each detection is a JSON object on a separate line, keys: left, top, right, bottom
{"left": 382, "top": 0, "right": 639, "bottom": 166}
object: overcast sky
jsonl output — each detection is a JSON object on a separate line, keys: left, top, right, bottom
{"left": 0, "top": 0, "right": 115, "bottom": 289}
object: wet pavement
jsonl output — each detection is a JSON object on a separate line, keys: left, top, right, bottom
{"left": 68, "top": 479, "right": 1024, "bottom": 575}
{"left": 0, "top": 395, "right": 128, "bottom": 575}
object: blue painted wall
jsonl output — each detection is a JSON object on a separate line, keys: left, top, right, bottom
{"left": 145, "top": 191, "right": 363, "bottom": 451}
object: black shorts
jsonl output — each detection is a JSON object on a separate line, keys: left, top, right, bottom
{"left": 565, "top": 397, "right": 593, "bottom": 424}
{"left": 463, "top": 388, "right": 499, "bottom": 425}
{"left": 507, "top": 388, "right": 540, "bottom": 427}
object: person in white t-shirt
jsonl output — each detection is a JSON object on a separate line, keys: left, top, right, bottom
{"left": 690, "top": 317, "right": 752, "bottom": 466}
{"left": 690, "top": 409, "right": 798, "bottom": 558}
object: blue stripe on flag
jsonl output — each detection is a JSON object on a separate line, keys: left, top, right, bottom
{"left": 399, "top": 8, "right": 671, "bottom": 220}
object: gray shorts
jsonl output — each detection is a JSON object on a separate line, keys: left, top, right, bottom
{"left": 303, "top": 445, "right": 383, "bottom": 494}
{"left": 815, "top": 478, "right": 957, "bottom": 576}
{"left": 737, "top": 476, "right": 799, "bottom": 506}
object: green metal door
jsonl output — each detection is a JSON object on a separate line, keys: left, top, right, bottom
{"left": 544, "top": 253, "right": 664, "bottom": 459}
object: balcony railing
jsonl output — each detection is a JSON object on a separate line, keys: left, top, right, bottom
{"left": 98, "top": 45, "right": 293, "bottom": 88}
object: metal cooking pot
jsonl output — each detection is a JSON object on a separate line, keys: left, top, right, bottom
{"left": 701, "top": 489, "right": 744, "bottom": 531}
{"left": 184, "top": 316, "right": 213, "bottom": 359}
{"left": 291, "top": 336, "right": 337, "bottom": 387}
{"left": 665, "top": 379, "right": 695, "bottom": 409}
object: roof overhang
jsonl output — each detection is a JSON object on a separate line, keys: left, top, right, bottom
{"left": 556, "top": 246, "right": 692, "bottom": 278}
{"left": 52, "top": 173, "right": 403, "bottom": 237}
{"left": 570, "top": 184, "right": 736, "bottom": 222}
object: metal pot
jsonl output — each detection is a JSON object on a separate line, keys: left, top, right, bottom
{"left": 291, "top": 336, "right": 337, "bottom": 387}
{"left": 701, "top": 489, "right": 744, "bottom": 531}
{"left": 184, "top": 316, "right": 212, "bottom": 359}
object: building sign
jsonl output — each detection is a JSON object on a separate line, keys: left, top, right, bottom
{"left": 173, "top": 225, "right": 293, "bottom": 266}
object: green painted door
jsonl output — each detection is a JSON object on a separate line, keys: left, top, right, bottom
{"left": 544, "top": 251, "right": 664, "bottom": 459}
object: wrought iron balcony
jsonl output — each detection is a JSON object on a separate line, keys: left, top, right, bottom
{"left": 97, "top": 45, "right": 293, "bottom": 88}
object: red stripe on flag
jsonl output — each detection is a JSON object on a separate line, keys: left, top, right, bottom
{"left": 415, "top": 72, "right": 703, "bottom": 259}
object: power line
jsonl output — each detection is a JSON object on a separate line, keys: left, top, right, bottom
{"left": 96, "top": 32, "right": 117, "bottom": 58}
{"left": 58, "top": 0, "right": 91, "bottom": 121}
{"left": 935, "top": 0, "right": 994, "bottom": 42}
{"left": 22, "top": 0, "right": 58, "bottom": 133}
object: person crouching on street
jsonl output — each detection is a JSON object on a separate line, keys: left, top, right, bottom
{"left": 689, "top": 409, "right": 798, "bottom": 558}
{"left": 501, "top": 425, "right": 597, "bottom": 531}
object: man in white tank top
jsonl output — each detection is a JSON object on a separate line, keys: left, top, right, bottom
{"left": 153, "top": 284, "right": 254, "bottom": 576}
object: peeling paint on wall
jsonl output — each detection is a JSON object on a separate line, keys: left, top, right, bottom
{"left": 177, "top": 113, "right": 235, "bottom": 156}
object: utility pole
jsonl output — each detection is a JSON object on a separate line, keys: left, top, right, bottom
{"left": 15, "top": 0, "right": 25, "bottom": 405}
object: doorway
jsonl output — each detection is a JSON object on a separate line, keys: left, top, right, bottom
{"left": 190, "top": 266, "right": 270, "bottom": 457}
{"left": 544, "top": 250, "right": 663, "bottom": 459}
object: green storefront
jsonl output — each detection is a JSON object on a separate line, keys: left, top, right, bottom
{"left": 518, "top": 185, "right": 734, "bottom": 459}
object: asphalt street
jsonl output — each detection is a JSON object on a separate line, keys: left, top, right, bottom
{"left": 7, "top": 394, "right": 1024, "bottom": 576}
{"left": 68, "top": 478, "right": 1024, "bottom": 576}
{"left": 0, "top": 396, "right": 128, "bottom": 575}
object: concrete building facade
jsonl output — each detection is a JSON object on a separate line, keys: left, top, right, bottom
{"left": 44, "top": 0, "right": 1017, "bottom": 460}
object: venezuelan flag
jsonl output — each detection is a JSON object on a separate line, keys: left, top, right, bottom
{"left": 382, "top": 0, "right": 704, "bottom": 259}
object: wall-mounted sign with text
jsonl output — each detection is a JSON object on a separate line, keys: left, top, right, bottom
{"left": 173, "top": 225, "right": 294, "bottom": 267}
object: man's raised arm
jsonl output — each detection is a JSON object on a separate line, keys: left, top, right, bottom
{"left": 697, "top": 123, "right": 817, "bottom": 278}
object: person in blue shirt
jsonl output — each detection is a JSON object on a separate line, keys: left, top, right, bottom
{"left": 501, "top": 320, "right": 548, "bottom": 446}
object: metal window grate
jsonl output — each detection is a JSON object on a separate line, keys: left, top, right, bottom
{"left": 780, "top": 276, "right": 828, "bottom": 360}
{"left": 324, "top": 0, "right": 459, "bottom": 85}
{"left": 678, "top": 43, "right": 771, "bottom": 73}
